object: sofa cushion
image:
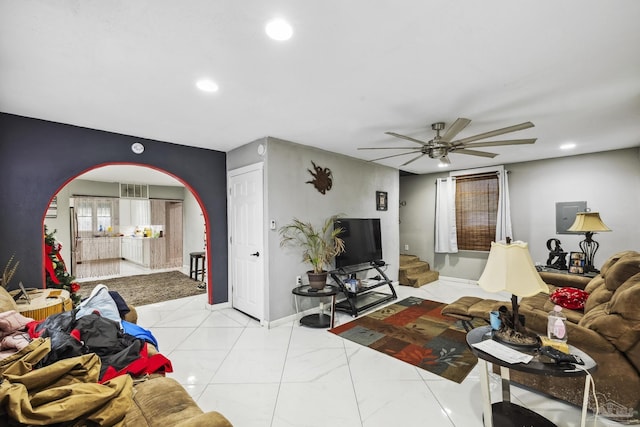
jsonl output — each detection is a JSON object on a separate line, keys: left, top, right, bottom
{"left": 549, "top": 287, "right": 589, "bottom": 310}
{"left": 601, "top": 252, "right": 640, "bottom": 292}
{"left": 123, "top": 376, "right": 232, "bottom": 427}
{"left": 584, "top": 251, "right": 640, "bottom": 314}
{"left": 578, "top": 252, "right": 640, "bottom": 353}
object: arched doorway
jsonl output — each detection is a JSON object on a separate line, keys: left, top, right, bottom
{"left": 43, "top": 162, "right": 212, "bottom": 303}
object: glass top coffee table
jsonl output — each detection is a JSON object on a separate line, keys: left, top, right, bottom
{"left": 467, "top": 325, "right": 597, "bottom": 427}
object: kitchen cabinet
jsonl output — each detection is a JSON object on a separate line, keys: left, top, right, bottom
{"left": 74, "top": 237, "right": 121, "bottom": 279}
{"left": 119, "top": 199, "right": 150, "bottom": 227}
{"left": 121, "top": 237, "right": 150, "bottom": 267}
{"left": 119, "top": 199, "right": 183, "bottom": 269}
{"left": 76, "top": 237, "right": 121, "bottom": 262}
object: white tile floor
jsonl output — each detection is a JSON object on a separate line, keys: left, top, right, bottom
{"left": 133, "top": 278, "right": 636, "bottom": 427}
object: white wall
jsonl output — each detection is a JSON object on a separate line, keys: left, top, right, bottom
{"left": 266, "top": 138, "right": 399, "bottom": 321}
{"left": 228, "top": 137, "right": 400, "bottom": 322}
{"left": 399, "top": 148, "right": 640, "bottom": 280}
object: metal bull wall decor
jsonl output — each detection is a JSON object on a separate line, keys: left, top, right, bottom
{"left": 306, "top": 161, "right": 333, "bottom": 194}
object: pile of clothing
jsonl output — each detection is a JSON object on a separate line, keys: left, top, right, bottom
{"left": 0, "top": 285, "right": 172, "bottom": 426}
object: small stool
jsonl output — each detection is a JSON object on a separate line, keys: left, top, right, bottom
{"left": 189, "top": 251, "right": 206, "bottom": 281}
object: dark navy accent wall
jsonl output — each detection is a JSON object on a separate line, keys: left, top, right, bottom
{"left": 0, "top": 113, "right": 229, "bottom": 304}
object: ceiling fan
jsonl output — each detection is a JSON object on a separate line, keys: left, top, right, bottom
{"left": 359, "top": 118, "right": 536, "bottom": 166}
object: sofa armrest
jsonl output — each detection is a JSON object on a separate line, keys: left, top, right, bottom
{"left": 538, "top": 271, "right": 591, "bottom": 290}
{"left": 123, "top": 305, "right": 138, "bottom": 324}
{"left": 520, "top": 306, "right": 617, "bottom": 353}
{"left": 125, "top": 376, "right": 232, "bottom": 426}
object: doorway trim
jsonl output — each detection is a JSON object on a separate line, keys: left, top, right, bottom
{"left": 42, "top": 161, "right": 214, "bottom": 303}
{"left": 227, "top": 162, "right": 267, "bottom": 323}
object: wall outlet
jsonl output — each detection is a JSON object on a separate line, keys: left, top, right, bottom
{"left": 404, "top": 244, "right": 409, "bottom": 251}
{"left": 296, "top": 275, "right": 302, "bottom": 286}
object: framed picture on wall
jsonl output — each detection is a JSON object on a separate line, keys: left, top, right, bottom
{"left": 569, "top": 251, "right": 585, "bottom": 274}
{"left": 376, "top": 191, "right": 387, "bottom": 211}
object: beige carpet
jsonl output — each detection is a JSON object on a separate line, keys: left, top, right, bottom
{"left": 77, "top": 270, "right": 206, "bottom": 307}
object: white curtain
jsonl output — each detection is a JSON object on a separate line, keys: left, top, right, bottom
{"left": 495, "top": 169, "right": 513, "bottom": 241}
{"left": 435, "top": 177, "right": 458, "bottom": 253}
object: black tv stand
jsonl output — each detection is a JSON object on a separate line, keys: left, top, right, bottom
{"left": 330, "top": 263, "right": 397, "bottom": 317}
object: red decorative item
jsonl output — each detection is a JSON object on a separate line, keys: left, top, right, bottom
{"left": 550, "top": 287, "right": 590, "bottom": 310}
{"left": 44, "top": 226, "right": 81, "bottom": 306}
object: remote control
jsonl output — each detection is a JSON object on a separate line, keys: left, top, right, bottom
{"left": 539, "top": 346, "right": 584, "bottom": 365}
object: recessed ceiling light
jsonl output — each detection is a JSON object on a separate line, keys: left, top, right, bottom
{"left": 265, "top": 18, "right": 293, "bottom": 41}
{"left": 196, "top": 79, "right": 219, "bottom": 93}
{"left": 560, "top": 143, "right": 576, "bottom": 150}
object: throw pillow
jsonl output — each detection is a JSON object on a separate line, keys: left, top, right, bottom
{"left": 550, "top": 287, "right": 590, "bottom": 310}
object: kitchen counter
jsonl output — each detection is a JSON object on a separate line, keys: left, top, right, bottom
{"left": 121, "top": 236, "right": 170, "bottom": 268}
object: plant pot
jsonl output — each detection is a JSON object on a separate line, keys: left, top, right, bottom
{"left": 307, "top": 271, "right": 328, "bottom": 289}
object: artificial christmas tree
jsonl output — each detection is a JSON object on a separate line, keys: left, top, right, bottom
{"left": 44, "top": 226, "right": 81, "bottom": 306}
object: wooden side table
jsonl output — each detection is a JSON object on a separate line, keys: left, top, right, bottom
{"left": 13, "top": 288, "right": 72, "bottom": 320}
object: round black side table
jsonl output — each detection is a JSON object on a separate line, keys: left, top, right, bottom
{"left": 467, "top": 325, "right": 597, "bottom": 427}
{"left": 292, "top": 284, "right": 339, "bottom": 328}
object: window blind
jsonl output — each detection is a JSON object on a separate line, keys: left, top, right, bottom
{"left": 455, "top": 173, "right": 499, "bottom": 251}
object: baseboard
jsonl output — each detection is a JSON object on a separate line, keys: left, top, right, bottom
{"left": 206, "top": 301, "right": 232, "bottom": 311}
{"left": 438, "top": 275, "right": 478, "bottom": 286}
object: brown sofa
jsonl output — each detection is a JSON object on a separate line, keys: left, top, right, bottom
{"left": 0, "top": 288, "right": 232, "bottom": 426}
{"left": 443, "top": 250, "right": 640, "bottom": 423}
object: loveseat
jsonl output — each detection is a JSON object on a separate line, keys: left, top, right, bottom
{"left": 0, "top": 287, "right": 233, "bottom": 426}
{"left": 442, "top": 250, "right": 640, "bottom": 423}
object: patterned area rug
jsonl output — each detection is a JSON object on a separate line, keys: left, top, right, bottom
{"left": 329, "top": 296, "right": 485, "bottom": 383}
{"left": 77, "top": 270, "right": 206, "bottom": 307}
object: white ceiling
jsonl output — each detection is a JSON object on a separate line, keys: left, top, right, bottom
{"left": 2, "top": 1, "right": 640, "bottom": 180}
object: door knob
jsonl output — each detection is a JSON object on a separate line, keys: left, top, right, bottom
{"left": 250, "top": 251, "right": 260, "bottom": 257}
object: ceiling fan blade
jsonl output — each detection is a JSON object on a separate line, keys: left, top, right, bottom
{"left": 452, "top": 122, "right": 534, "bottom": 144}
{"left": 358, "top": 147, "right": 422, "bottom": 150}
{"left": 384, "top": 132, "right": 428, "bottom": 145}
{"left": 456, "top": 138, "right": 537, "bottom": 148}
{"left": 440, "top": 118, "right": 471, "bottom": 142}
{"left": 454, "top": 148, "right": 498, "bottom": 158}
{"left": 401, "top": 153, "right": 427, "bottom": 166}
{"left": 369, "top": 150, "right": 422, "bottom": 162}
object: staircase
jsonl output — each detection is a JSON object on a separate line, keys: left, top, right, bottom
{"left": 399, "top": 254, "right": 439, "bottom": 288}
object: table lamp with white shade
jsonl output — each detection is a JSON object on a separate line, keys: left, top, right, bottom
{"left": 478, "top": 238, "right": 549, "bottom": 347}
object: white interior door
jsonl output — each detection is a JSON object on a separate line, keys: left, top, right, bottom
{"left": 228, "top": 163, "right": 265, "bottom": 321}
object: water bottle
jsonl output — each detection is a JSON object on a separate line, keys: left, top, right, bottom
{"left": 547, "top": 305, "right": 567, "bottom": 342}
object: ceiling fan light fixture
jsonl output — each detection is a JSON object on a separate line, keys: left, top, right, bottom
{"left": 429, "top": 147, "right": 448, "bottom": 158}
{"left": 362, "top": 117, "right": 536, "bottom": 167}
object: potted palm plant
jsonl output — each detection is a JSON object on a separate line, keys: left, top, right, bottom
{"left": 279, "top": 214, "right": 346, "bottom": 289}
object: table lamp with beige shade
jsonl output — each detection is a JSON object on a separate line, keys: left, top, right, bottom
{"left": 567, "top": 211, "right": 611, "bottom": 274}
{"left": 477, "top": 238, "right": 549, "bottom": 347}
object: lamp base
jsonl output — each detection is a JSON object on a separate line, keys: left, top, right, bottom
{"left": 493, "top": 327, "right": 540, "bottom": 348}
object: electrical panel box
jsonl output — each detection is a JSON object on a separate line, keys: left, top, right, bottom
{"left": 556, "top": 201, "right": 587, "bottom": 234}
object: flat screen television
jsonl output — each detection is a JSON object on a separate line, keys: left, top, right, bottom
{"left": 334, "top": 218, "right": 383, "bottom": 269}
